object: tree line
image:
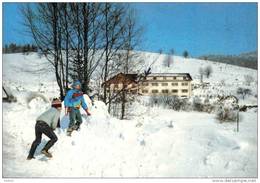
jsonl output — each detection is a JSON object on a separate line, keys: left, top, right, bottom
{"left": 3, "top": 43, "right": 38, "bottom": 54}
{"left": 198, "top": 52, "right": 257, "bottom": 70}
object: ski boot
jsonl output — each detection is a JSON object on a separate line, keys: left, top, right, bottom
{"left": 73, "top": 122, "right": 81, "bottom": 131}
{"left": 26, "top": 156, "right": 35, "bottom": 160}
{"left": 41, "top": 150, "right": 53, "bottom": 158}
{"left": 67, "top": 127, "right": 73, "bottom": 136}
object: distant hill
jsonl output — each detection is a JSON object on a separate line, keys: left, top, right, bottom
{"left": 198, "top": 51, "right": 257, "bottom": 70}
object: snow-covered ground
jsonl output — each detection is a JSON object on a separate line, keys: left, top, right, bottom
{"left": 2, "top": 52, "right": 257, "bottom": 177}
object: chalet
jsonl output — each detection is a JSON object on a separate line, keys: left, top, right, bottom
{"left": 102, "top": 73, "right": 139, "bottom": 94}
{"left": 102, "top": 72, "right": 193, "bottom": 97}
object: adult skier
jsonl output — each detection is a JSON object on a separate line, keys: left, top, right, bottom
{"left": 27, "top": 99, "right": 62, "bottom": 160}
{"left": 64, "top": 80, "right": 91, "bottom": 136}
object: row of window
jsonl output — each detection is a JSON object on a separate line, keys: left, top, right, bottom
{"left": 143, "top": 82, "right": 189, "bottom": 86}
{"left": 142, "top": 89, "right": 188, "bottom": 93}
{"left": 151, "top": 76, "right": 187, "bottom": 80}
{"left": 111, "top": 82, "right": 189, "bottom": 88}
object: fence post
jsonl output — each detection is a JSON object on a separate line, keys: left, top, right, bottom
{"left": 237, "top": 108, "right": 239, "bottom": 132}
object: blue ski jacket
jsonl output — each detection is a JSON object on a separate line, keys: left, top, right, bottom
{"left": 64, "top": 89, "right": 88, "bottom": 110}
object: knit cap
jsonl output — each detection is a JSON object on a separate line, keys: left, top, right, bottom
{"left": 51, "top": 98, "right": 62, "bottom": 108}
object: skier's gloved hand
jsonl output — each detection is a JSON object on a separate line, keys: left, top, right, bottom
{"left": 85, "top": 108, "right": 91, "bottom": 116}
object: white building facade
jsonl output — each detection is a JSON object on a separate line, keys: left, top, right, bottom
{"left": 139, "top": 73, "right": 192, "bottom": 97}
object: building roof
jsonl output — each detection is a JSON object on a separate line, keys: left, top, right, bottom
{"left": 102, "top": 73, "right": 138, "bottom": 86}
{"left": 102, "top": 72, "right": 193, "bottom": 86}
{"left": 147, "top": 73, "right": 193, "bottom": 80}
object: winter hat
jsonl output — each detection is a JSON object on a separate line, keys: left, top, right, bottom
{"left": 51, "top": 98, "right": 62, "bottom": 108}
{"left": 72, "top": 80, "right": 81, "bottom": 88}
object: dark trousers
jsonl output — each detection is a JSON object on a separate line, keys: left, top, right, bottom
{"left": 68, "top": 108, "right": 82, "bottom": 129}
{"left": 28, "top": 121, "right": 58, "bottom": 158}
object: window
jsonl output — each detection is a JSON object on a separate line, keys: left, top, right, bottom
{"left": 130, "top": 89, "right": 137, "bottom": 94}
{"left": 152, "top": 83, "right": 158, "bottom": 86}
{"left": 153, "top": 77, "right": 157, "bottom": 80}
{"left": 173, "top": 76, "right": 176, "bottom": 80}
{"left": 142, "top": 90, "right": 148, "bottom": 93}
{"left": 163, "top": 76, "right": 167, "bottom": 80}
{"left": 152, "top": 90, "right": 158, "bottom": 93}
{"left": 143, "top": 82, "right": 149, "bottom": 86}
{"left": 162, "top": 83, "right": 168, "bottom": 86}
{"left": 162, "top": 89, "right": 169, "bottom": 93}
{"left": 182, "top": 82, "right": 188, "bottom": 86}
{"left": 182, "top": 89, "right": 188, "bottom": 93}
{"left": 172, "top": 89, "right": 178, "bottom": 93}
{"left": 172, "top": 82, "right": 178, "bottom": 86}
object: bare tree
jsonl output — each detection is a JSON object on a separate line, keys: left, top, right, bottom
{"left": 21, "top": 3, "right": 67, "bottom": 99}
{"left": 204, "top": 65, "right": 213, "bottom": 78}
{"left": 118, "top": 7, "right": 143, "bottom": 119}
{"left": 237, "top": 87, "right": 252, "bottom": 100}
{"left": 170, "top": 48, "right": 174, "bottom": 66}
{"left": 199, "top": 67, "right": 204, "bottom": 83}
{"left": 101, "top": 3, "right": 127, "bottom": 104}
{"left": 163, "top": 54, "right": 173, "bottom": 67}
{"left": 22, "top": 3, "right": 106, "bottom": 98}
{"left": 244, "top": 75, "right": 254, "bottom": 86}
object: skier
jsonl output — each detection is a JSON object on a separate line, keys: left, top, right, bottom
{"left": 64, "top": 80, "right": 91, "bottom": 136}
{"left": 27, "top": 99, "right": 62, "bottom": 160}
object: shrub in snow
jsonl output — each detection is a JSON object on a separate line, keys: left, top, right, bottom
{"left": 202, "top": 97, "right": 214, "bottom": 113}
{"left": 236, "top": 87, "right": 252, "bottom": 100}
{"left": 149, "top": 96, "right": 190, "bottom": 111}
{"left": 149, "top": 95, "right": 217, "bottom": 113}
{"left": 179, "top": 98, "right": 191, "bottom": 111}
{"left": 168, "top": 96, "right": 182, "bottom": 111}
{"left": 192, "top": 96, "right": 204, "bottom": 112}
{"left": 149, "top": 95, "right": 159, "bottom": 107}
{"left": 149, "top": 95, "right": 172, "bottom": 108}
{"left": 216, "top": 106, "right": 237, "bottom": 122}
{"left": 215, "top": 96, "right": 239, "bottom": 122}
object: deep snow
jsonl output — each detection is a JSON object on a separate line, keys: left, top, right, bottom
{"left": 2, "top": 52, "right": 257, "bottom": 177}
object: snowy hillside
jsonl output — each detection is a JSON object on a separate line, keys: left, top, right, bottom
{"left": 3, "top": 52, "right": 257, "bottom": 177}
{"left": 140, "top": 52, "right": 257, "bottom": 105}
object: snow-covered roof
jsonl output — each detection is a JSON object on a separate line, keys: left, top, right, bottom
{"left": 147, "top": 73, "right": 192, "bottom": 80}
{"left": 148, "top": 73, "right": 190, "bottom": 76}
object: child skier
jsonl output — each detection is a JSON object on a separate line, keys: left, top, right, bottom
{"left": 64, "top": 80, "right": 91, "bottom": 136}
{"left": 27, "top": 99, "right": 62, "bottom": 160}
